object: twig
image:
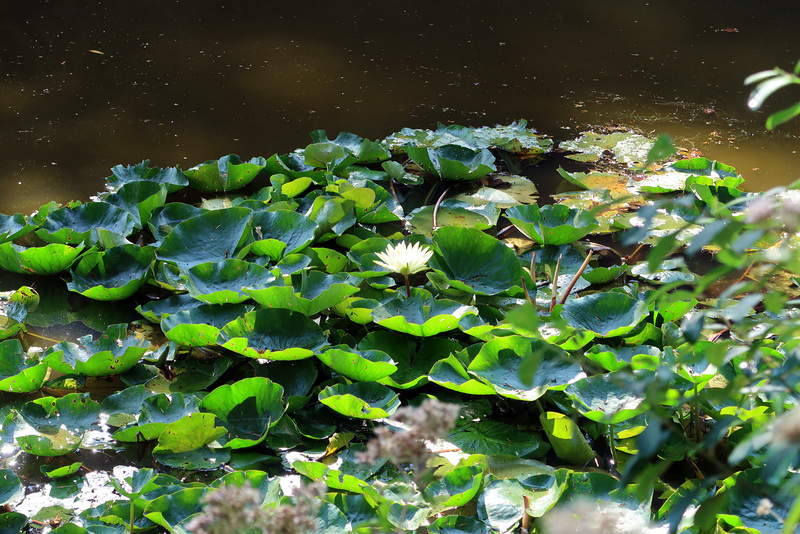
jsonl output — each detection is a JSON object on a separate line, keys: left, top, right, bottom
{"left": 559, "top": 250, "right": 594, "bottom": 305}
{"left": 549, "top": 254, "right": 562, "bottom": 312}
{"left": 432, "top": 186, "right": 451, "bottom": 231}
{"left": 623, "top": 243, "right": 646, "bottom": 265}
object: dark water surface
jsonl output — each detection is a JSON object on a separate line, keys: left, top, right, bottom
{"left": 3, "top": 1, "right": 800, "bottom": 214}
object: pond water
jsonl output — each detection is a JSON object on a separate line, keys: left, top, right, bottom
{"left": 3, "top": 0, "right": 800, "bottom": 214}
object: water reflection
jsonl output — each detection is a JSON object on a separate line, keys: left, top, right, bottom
{"left": 3, "top": 0, "right": 799, "bottom": 214}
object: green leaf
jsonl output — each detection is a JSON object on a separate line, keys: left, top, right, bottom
{"left": 477, "top": 478, "right": 525, "bottom": 532}
{"left": 148, "top": 202, "right": 206, "bottom": 244}
{"left": 0, "top": 242, "right": 85, "bottom": 275}
{"left": 539, "top": 412, "right": 596, "bottom": 464}
{"left": 424, "top": 465, "right": 483, "bottom": 510}
{"left": 108, "top": 160, "right": 188, "bottom": 192}
{"left": 644, "top": 134, "right": 676, "bottom": 168}
{"left": 161, "top": 303, "right": 250, "bottom": 347}
{"left": 244, "top": 271, "right": 360, "bottom": 316}
{"left": 199, "top": 377, "right": 286, "bottom": 449}
{"left": 316, "top": 346, "right": 397, "bottom": 382}
{"left": 564, "top": 371, "right": 649, "bottom": 424}
{"left": 0, "top": 469, "right": 23, "bottom": 506}
{"left": 154, "top": 413, "right": 227, "bottom": 453}
{"left": 40, "top": 462, "right": 83, "bottom": 479}
{"left": 0, "top": 213, "right": 34, "bottom": 243}
{"left": 156, "top": 207, "right": 252, "bottom": 268}
{"left": 182, "top": 154, "right": 266, "bottom": 192}
{"left": 429, "top": 354, "right": 497, "bottom": 396}
{"left": 36, "top": 202, "right": 135, "bottom": 245}
{"left": 431, "top": 226, "right": 526, "bottom": 295}
{"left": 449, "top": 418, "right": 549, "bottom": 458}
{"left": 113, "top": 393, "right": 201, "bottom": 442}
{"left": 218, "top": 308, "right": 328, "bottom": 360}
{"left": 560, "top": 292, "right": 649, "bottom": 337}
{"left": 371, "top": 289, "right": 478, "bottom": 337}
{"left": 318, "top": 382, "right": 400, "bottom": 419}
{"left": 0, "top": 339, "right": 47, "bottom": 393}
{"left": 67, "top": 244, "right": 155, "bottom": 301}
{"left": 143, "top": 487, "right": 208, "bottom": 532}
{"left": 182, "top": 259, "right": 278, "bottom": 304}
{"left": 407, "top": 199, "right": 500, "bottom": 236}
{"left": 104, "top": 180, "right": 168, "bottom": 230}
{"left": 249, "top": 209, "right": 319, "bottom": 255}
{"left": 505, "top": 204, "right": 599, "bottom": 246}
{"left": 43, "top": 324, "right": 150, "bottom": 376}
{"left": 21, "top": 393, "right": 100, "bottom": 434}
{"left": 402, "top": 144, "right": 496, "bottom": 181}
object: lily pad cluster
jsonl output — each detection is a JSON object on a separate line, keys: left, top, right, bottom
{"left": 0, "top": 123, "right": 798, "bottom": 534}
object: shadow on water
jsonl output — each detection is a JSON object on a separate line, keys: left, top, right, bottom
{"left": 3, "top": 0, "right": 800, "bottom": 213}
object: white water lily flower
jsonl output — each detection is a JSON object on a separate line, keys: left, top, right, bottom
{"left": 374, "top": 241, "right": 433, "bottom": 276}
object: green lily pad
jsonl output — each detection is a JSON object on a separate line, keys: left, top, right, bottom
{"left": 0, "top": 213, "right": 34, "bottom": 243}
{"left": 430, "top": 226, "right": 526, "bottom": 295}
{"left": 0, "top": 469, "right": 22, "bottom": 506}
{"left": 142, "top": 487, "right": 208, "bottom": 531}
{"left": 148, "top": 203, "right": 206, "bottom": 244}
{"left": 424, "top": 465, "right": 484, "bottom": 510}
{"left": 453, "top": 174, "right": 539, "bottom": 209}
{"left": 429, "top": 354, "right": 497, "bottom": 396}
{"left": 559, "top": 131, "right": 654, "bottom": 165}
{"left": 67, "top": 244, "right": 155, "bottom": 301}
{"left": 402, "top": 144, "right": 496, "bottom": 181}
{"left": 428, "top": 515, "right": 488, "bottom": 534}
{"left": 161, "top": 303, "right": 251, "bottom": 347}
{"left": 104, "top": 180, "right": 168, "bottom": 230}
{"left": 560, "top": 292, "right": 649, "bottom": 337}
{"left": 42, "top": 324, "right": 151, "bottom": 376}
{"left": 407, "top": 199, "right": 500, "bottom": 236}
{"left": 17, "top": 428, "right": 83, "bottom": 457}
{"left": 564, "top": 371, "right": 649, "bottom": 424}
{"left": 316, "top": 346, "right": 397, "bottom": 382}
{"left": 113, "top": 393, "right": 201, "bottom": 442}
{"left": 310, "top": 130, "right": 391, "bottom": 164}
{"left": 183, "top": 154, "right": 266, "bottom": 192}
{"left": 199, "top": 377, "right": 286, "bottom": 449}
{"left": 36, "top": 202, "right": 135, "bottom": 245}
{"left": 0, "top": 242, "right": 85, "bottom": 275}
{"left": 153, "top": 413, "right": 227, "bottom": 453}
{"left": 265, "top": 152, "right": 326, "bottom": 181}
{"left": 21, "top": 393, "right": 100, "bottom": 434}
{"left": 183, "top": 259, "right": 278, "bottom": 304}
{"left": 477, "top": 479, "right": 525, "bottom": 532}
{"left": 244, "top": 271, "right": 360, "bottom": 316}
{"left": 0, "top": 339, "right": 47, "bottom": 393}
{"left": 303, "top": 142, "right": 358, "bottom": 173}
{"left": 449, "top": 418, "right": 549, "bottom": 458}
{"left": 136, "top": 293, "right": 203, "bottom": 323}
{"left": 371, "top": 289, "right": 478, "bottom": 337}
{"left": 248, "top": 209, "right": 319, "bottom": 257}
{"left": 108, "top": 160, "right": 188, "bottom": 193}
{"left": 218, "top": 308, "right": 327, "bottom": 360}
{"left": 472, "top": 120, "right": 554, "bottom": 157}
{"left": 505, "top": 204, "right": 599, "bottom": 246}
{"left": 156, "top": 207, "right": 252, "bottom": 268}
{"left": 40, "top": 462, "right": 83, "bottom": 479}
{"left": 318, "top": 382, "right": 400, "bottom": 419}
{"left": 539, "top": 412, "right": 596, "bottom": 464}
{"left": 467, "top": 336, "right": 583, "bottom": 401}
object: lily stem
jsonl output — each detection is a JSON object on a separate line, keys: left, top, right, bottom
{"left": 432, "top": 186, "right": 451, "bottom": 231}
{"left": 404, "top": 274, "right": 412, "bottom": 297}
{"left": 549, "top": 254, "right": 562, "bottom": 312}
{"left": 559, "top": 250, "right": 593, "bottom": 305}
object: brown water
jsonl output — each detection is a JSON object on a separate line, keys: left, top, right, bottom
{"left": 3, "top": 1, "right": 800, "bottom": 214}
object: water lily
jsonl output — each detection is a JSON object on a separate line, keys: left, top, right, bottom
{"left": 374, "top": 241, "right": 433, "bottom": 296}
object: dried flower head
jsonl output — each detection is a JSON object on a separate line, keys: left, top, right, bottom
{"left": 539, "top": 498, "right": 657, "bottom": 534}
{"left": 359, "top": 399, "right": 461, "bottom": 474}
{"left": 374, "top": 241, "right": 434, "bottom": 276}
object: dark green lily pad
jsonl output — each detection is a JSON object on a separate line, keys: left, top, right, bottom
{"left": 424, "top": 466, "right": 484, "bottom": 510}
{"left": 303, "top": 142, "right": 358, "bottom": 173}
{"left": 0, "top": 213, "right": 34, "bottom": 243}
{"left": 467, "top": 336, "right": 583, "bottom": 401}
{"left": 316, "top": 346, "right": 397, "bottom": 382}
{"left": 21, "top": 393, "right": 100, "bottom": 434}
{"left": 318, "top": 382, "right": 400, "bottom": 419}
{"left": 310, "top": 130, "right": 391, "bottom": 164}
{"left": 156, "top": 207, "right": 252, "bottom": 268}
{"left": 0, "top": 242, "right": 85, "bottom": 275}
{"left": 0, "top": 339, "right": 47, "bottom": 393}
{"left": 244, "top": 271, "right": 360, "bottom": 316}
{"left": 183, "top": 259, "right": 278, "bottom": 304}
{"left": 449, "top": 418, "right": 549, "bottom": 458}
{"left": 42, "top": 324, "right": 151, "bottom": 376}
{"left": 0, "top": 469, "right": 22, "bottom": 506}
{"left": 183, "top": 154, "right": 266, "bottom": 192}
{"left": 136, "top": 293, "right": 204, "bottom": 323}
{"left": 402, "top": 144, "right": 496, "bottom": 181}
{"left": 161, "top": 303, "right": 251, "bottom": 347}
{"left": 199, "top": 377, "right": 286, "bottom": 449}
{"left": 265, "top": 152, "right": 326, "bottom": 181}
{"left": 36, "top": 202, "right": 135, "bottom": 245}
{"left": 148, "top": 203, "right": 206, "bottom": 244}
{"left": 108, "top": 160, "right": 188, "bottom": 193}
{"left": 249, "top": 209, "right": 319, "bottom": 256}
{"left": 560, "top": 292, "right": 649, "bottom": 337}
{"left": 142, "top": 487, "right": 208, "bottom": 532}
{"left": 430, "top": 226, "right": 526, "bottom": 295}
{"left": 218, "top": 308, "right": 327, "bottom": 360}
{"left": 371, "top": 289, "right": 478, "bottom": 337}
{"left": 429, "top": 354, "right": 497, "bottom": 396}
{"left": 67, "top": 245, "right": 155, "bottom": 301}
{"left": 564, "top": 371, "right": 649, "bottom": 424}
{"left": 505, "top": 204, "right": 599, "bottom": 246}
{"left": 104, "top": 180, "right": 168, "bottom": 230}
{"left": 113, "top": 393, "right": 201, "bottom": 442}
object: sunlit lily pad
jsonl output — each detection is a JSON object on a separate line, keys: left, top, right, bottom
{"left": 40, "top": 462, "right": 83, "bottom": 479}
{"left": 42, "top": 324, "right": 151, "bottom": 376}
{"left": 424, "top": 465, "right": 484, "bottom": 510}
{"left": 402, "top": 144, "right": 496, "bottom": 181}
{"left": 316, "top": 346, "right": 397, "bottom": 382}
{"left": 310, "top": 130, "right": 391, "bottom": 164}
{"left": 560, "top": 292, "right": 649, "bottom": 337}
{"left": 20, "top": 393, "right": 100, "bottom": 434}
{"left": 564, "top": 371, "right": 649, "bottom": 424}
{"left": 407, "top": 200, "right": 499, "bottom": 235}
{"left": 0, "top": 469, "right": 22, "bottom": 506}
{"left": 371, "top": 289, "right": 478, "bottom": 337}
{"left": 36, "top": 202, "right": 135, "bottom": 245}
{"left": 67, "top": 244, "right": 156, "bottom": 301}
{"left": 0, "top": 242, "right": 85, "bottom": 275}
{"left": 16, "top": 428, "right": 83, "bottom": 457}
{"left": 244, "top": 271, "right": 360, "bottom": 316}
{"left": 153, "top": 413, "right": 227, "bottom": 453}
{"left": 472, "top": 120, "right": 554, "bottom": 157}
{"left": 108, "top": 160, "right": 188, "bottom": 193}
{"left": 199, "top": 377, "right": 285, "bottom": 449}
{"left": 430, "top": 226, "right": 526, "bottom": 295}
{"left": 113, "top": 393, "right": 201, "bottom": 442}
{"left": 505, "top": 204, "right": 599, "bottom": 246}
{"left": 318, "top": 382, "right": 400, "bottom": 419}
{"left": 161, "top": 303, "right": 251, "bottom": 347}
{"left": 183, "top": 154, "right": 266, "bottom": 192}
{"left": 218, "top": 309, "right": 327, "bottom": 360}
{"left": 183, "top": 259, "right": 278, "bottom": 304}
{"left": 559, "top": 131, "right": 654, "bottom": 165}
{"left": 0, "top": 213, "right": 34, "bottom": 243}
{"left": 429, "top": 354, "right": 497, "bottom": 395}
{"left": 0, "top": 339, "right": 46, "bottom": 393}
{"left": 156, "top": 207, "right": 252, "bottom": 268}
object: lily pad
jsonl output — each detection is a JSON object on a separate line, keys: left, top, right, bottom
{"left": 108, "top": 160, "right": 188, "bottom": 193}
{"left": 42, "top": 324, "right": 151, "bottom": 376}
{"left": 20, "top": 393, "right": 100, "bottom": 434}
{"left": 161, "top": 303, "right": 251, "bottom": 347}
{"left": 67, "top": 244, "right": 155, "bottom": 301}
{"left": 244, "top": 271, "right": 360, "bottom": 316}
{"left": 199, "top": 377, "right": 286, "bottom": 449}
{"left": 0, "top": 339, "right": 47, "bottom": 393}
{"left": 183, "top": 154, "right": 266, "bottom": 192}
{"left": 0, "top": 242, "right": 85, "bottom": 275}
{"left": 318, "top": 382, "right": 400, "bottom": 419}
{"left": 36, "top": 202, "right": 135, "bottom": 245}
{"left": 560, "top": 292, "right": 649, "bottom": 337}
{"left": 505, "top": 204, "right": 599, "bottom": 246}
{"left": 0, "top": 213, "right": 34, "bottom": 243}
{"left": 564, "top": 371, "right": 649, "bottom": 424}
{"left": 218, "top": 308, "right": 328, "bottom": 360}
{"left": 148, "top": 203, "right": 206, "bottom": 244}
{"left": 156, "top": 207, "right": 252, "bottom": 268}
{"left": 430, "top": 226, "right": 526, "bottom": 295}
{"left": 424, "top": 465, "right": 484, "bottom": 510}
{"left": 310, "top": 130, "right": 391, "bottom": 164}
{"left": 183, "top": 259, "right": 278, "bottom": 304}
{"left": 316, "top": 346, "right": 397, "bottom": 382}
{"left": 407, "top": 200, "right": 500, "bottom": 235}
{"left": 0, "top": 469, "right": 22, "bottom": 506}
{"left": 113, "top": 393, "right": 202, "bottom": 442}
{"left": 371, "top": 289, "right": 478, "bottom": 337}
{"left": 249, "top": 209, "right": 319, "bottom": 256}
{"left": 559, "top": 131, "right": 654, "bottom": 166}
{"left": 429, "top": 354, "right": 497, "bottom": 396}
{"left": 472, "top": 120, "right": 554, "bottom": 157}
{"left": 402, "top": 144, "right": 496, "bottom": 181}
